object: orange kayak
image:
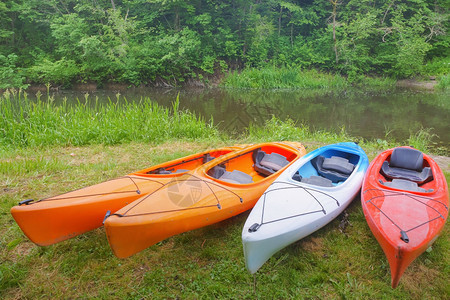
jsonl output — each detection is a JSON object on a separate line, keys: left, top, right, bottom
{"left": 361, "top": 146, "right": 448, "bottom": 288}
{"left": 11, "top": 145, "right": 243, "bottom": 246}
{"left": 104, "top": 142, "right": 306, "bottom": 258}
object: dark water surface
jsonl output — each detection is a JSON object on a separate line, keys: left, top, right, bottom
{"left": 45, "top": 87, "right": 449, "bottom": 153}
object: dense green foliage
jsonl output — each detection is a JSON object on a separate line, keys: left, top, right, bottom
{"left": 0, "top": 0, "right": 448, "bottom": 88}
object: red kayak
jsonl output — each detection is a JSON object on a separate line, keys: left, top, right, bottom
{"left": 361, "top": 146, "right": 448, "bottom": 288}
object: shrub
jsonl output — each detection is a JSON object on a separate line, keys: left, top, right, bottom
{"left": 0, "top": 54, "right": 28, "bottom": 89}
{"left": 27, "top": 57, "right": 80, "bottom": 88}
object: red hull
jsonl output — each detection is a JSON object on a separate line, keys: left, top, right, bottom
{"left": 361, "top": 147, "right": 448, "bottom": 288}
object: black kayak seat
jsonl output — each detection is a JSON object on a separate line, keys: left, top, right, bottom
{"left": 148, "top": 167, "right": 172, "bottom": 174}
{"left": 158, "top": 169, "right": 172, "bottom": 174}
{"left": 154, "top": 168, "right": 190, "bottom": 174}
{"left": 219, "top": 170, "right": 254, "bottom": 184}
{"left": 382, "top": 179, "right": 430, "bottom": 193}
{"left": 322, "top": 156, "right": 355, "bottom": 175}
{"left": 208, "top": 165, "right": 226, "bottom": 179}
{"left": 301, "top": 175, "right": 334, "bottom": 187}
{"left": 203, "top": 153, "right": 216, "bottom": 163}
{"left": 311, "top": 155, "right": 355, "bottom": 183}
{"left": 254, "top": 150, "right": 289, "bottom": 176}
{"left": 292, "top": 172, "right": 302, "bottom": 182}
{"left": 381, "top": 148, "right": 432, "bottom": 184}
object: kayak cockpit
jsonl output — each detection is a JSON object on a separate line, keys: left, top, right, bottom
{"left": 207, "top": 146, "right": 297, "bottom": 184}
{"left": 292, "top": 148, "right": 361, "bottom": 187}
{"left": 378, "top": 147, "right": 435, "bottom": 193}
{"left": 134, "top": 150, "right": 233, "bottom": 177}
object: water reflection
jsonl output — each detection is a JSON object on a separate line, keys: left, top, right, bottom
{"left": 41, "top": 87, "right": 449, "bottom": 153}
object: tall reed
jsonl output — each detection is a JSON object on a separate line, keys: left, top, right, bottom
{"left": 247, "top": 116, "right": 352, "bottom": 144}
{"left": 0, "top": 90, "right": 218, "bottom": 148}
{"left": 221, "top": 67, "right": 396, "bottom": 89}
{"left": 222, "top": 67, "right": 348, "bottom": 89}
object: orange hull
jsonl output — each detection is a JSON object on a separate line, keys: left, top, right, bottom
{"left": 104, "top": 142, "right": 306, "bottom": 258}
{"left": 11, "top": 146, "right": 243, "bottom": 246}
{"left": 361, "top": 147, "right": 449, "bottom": 288}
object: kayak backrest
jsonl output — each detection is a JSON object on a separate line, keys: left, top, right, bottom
{"left": 381, "top": 148, "right": 433, "bottom": 184}
{"left": 208, "top": 165, "right": 226, "bottom": 179}
{"left": 203, "top": 153, "right": 216, "bottom": 163}
{"left": 253, "top": 150, "right": 289, "bottom": 176}
{"left": 390, "top": 148, "right": 423, "bottom": 171}
{"left": 157, "top": 168, "right": 172, "bottom": 174}
{"left": 322, "top": 156, "right": 355, "bottom": 175}
{"left": 311, "top": 155, "right": 355, "bottom": 183}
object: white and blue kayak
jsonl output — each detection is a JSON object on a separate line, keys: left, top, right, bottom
{"left": 242, "top": 142, "right": 369, "bottom": 273}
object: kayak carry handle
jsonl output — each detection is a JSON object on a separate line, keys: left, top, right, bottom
{"left": 400, "top": 230, "right": 409, "bottom": 243}
{"left": 103, "top": 210, "right": 111, "bottom": 224}
{"left": 248, "top": 223, "right": 261, "bottom": 233}
{"left": 19, "top": 199, "right": 34, "bottom": 205}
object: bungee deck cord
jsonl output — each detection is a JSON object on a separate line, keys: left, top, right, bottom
{"left": 363, "top": 188, "right": 448, "bottom": 243}
{"left": 249, "top": 181, "right": 340, "bottom": 233}
{"left": 108, "top": 173, "right": 243, "bottom": 219}
{"left": 19, "top": 175, "right": 167, "bottom": 206}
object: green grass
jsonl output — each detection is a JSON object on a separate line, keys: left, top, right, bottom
{"left": 0, "top": 90, "right": 448, "bottom": 298}
{"left": 1, "top": 142, "right": 448, "bottom": 299}
{"left": 222, "top": 67, "right": 348, "bottom": 89}
{"left": 0, "top": 89, "right": 219, "bottom": 148}
{"left": 221, "top": 67, "right": 396, "bottom": 89}
{"left": 437, "top": 74, "right": 450, "bottom": 90}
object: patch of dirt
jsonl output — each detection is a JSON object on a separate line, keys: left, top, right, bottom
{"left": 71, "top": 83, "right": 98, "bottom": 91}
{"left": 103, "top": 83, "right": 130, "bottom": 91}
{"left": 301, "top": 237, "right": 324, "bottom": 253}
{"left": 396, "top": 79, "right": 438, "bottom": 90}
{"left": 9, "top": 241, "right": 36, "bottom": 262}
{"left": 3, "top": 288, "right": 24, "bottom": 300}
{"left": 400, "top": 264, "right": 441, "bottom": 295}
{"left": 429, "top": 154, "right": 450, "bottom": 173}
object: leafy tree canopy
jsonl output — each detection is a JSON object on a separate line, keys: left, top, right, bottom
{"left": 0, "top": 0, "right": 448, "bottom": 87}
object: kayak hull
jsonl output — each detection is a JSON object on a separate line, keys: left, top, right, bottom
{"left": 361, "top": 147, "right": 449, "bottom": 288}
{"left": 104, "top": 142, "right": 306, "bottom": 258}
{"left": 11, "top": 146, "right": 242, "bottom": 246}
{"left": 242, "top": 142, "right": 369, "bottom": 273}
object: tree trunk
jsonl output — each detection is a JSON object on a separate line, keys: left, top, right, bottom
{"left": 330, "top": 0, "right": 339, "bottom": 64}
{"left": 278, "top": 6, "right": 283, "bottom": 36}
{"left": 175, "top": 7, "right": 180, "bottom": 31}
{"left": 11, "top": 14, "right": 15, "bottom": 47}
{"left": 290, "top": 12, "right": 293, "bottom": 46}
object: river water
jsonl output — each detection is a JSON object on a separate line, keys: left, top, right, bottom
{"left": 44, "top": 87, "right": 449, "bottom": 153}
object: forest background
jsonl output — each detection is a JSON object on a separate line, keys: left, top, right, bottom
{"left": 0, "top": 0, "right": 449, "bottom": 89}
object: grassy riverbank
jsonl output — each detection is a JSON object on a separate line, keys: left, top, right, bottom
{"left": 0, "top": 90, "right": 219, "bottom": 148}
{"left": 1, "top": 92, "right": 448, "bottom": 298}
{"left": 1, "top": 141, "right": 449, "bottom": 299}
{"left": 221, "top": 67, "right": 398, "bottom": 89}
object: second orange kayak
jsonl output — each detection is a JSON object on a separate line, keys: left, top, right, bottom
{"left": 11, "top": 145, "right": 243, "bottom": 246}
{"left": 104, "top": 141, "right": 306, "bottom": 258}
